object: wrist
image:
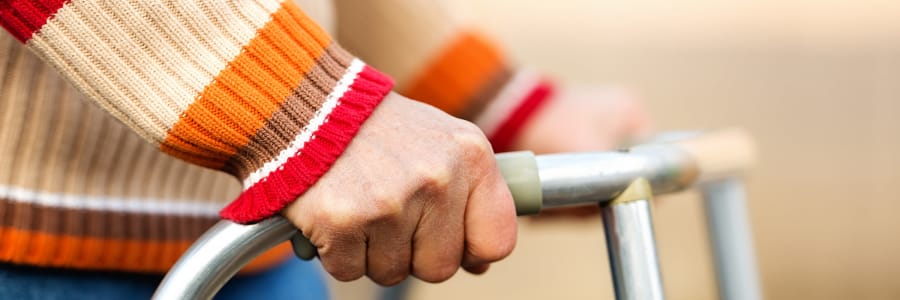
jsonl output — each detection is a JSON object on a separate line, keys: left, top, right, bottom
{"left": 221, "top": 57, "right": 395, "bottom": 224}
{"left": 471, "top": 69, "right": 556, "bottom": 152}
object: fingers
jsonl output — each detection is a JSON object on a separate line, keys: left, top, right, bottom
{"left": 278, "top": 96, "right": 519, "bottom": 284}
{"left": 461, "top": 161, "right": 518, "bottom": 273}
{"left": 463, "top": 263, "right": 490, "bottom": 275}
{"left": 595, "top": 89, "right": 652, "bottom": 145}
{"left": 620, "top": 96, "right": 653, "bottom": 142}
{"left": 410, "top": 187, "right": 466, "bottom": 283}
{"left": 365, "top": 219, "right": 414, "bottom": 286}
{"left": 317, "top": 229, "right": 367, "bottom": 282}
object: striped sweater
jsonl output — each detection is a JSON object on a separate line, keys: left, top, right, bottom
{"left": 332, "top": 0, "right": 555, "bottom": 152}
{"left": 1, "top": 0, "right": 395, "bottom": 223}
{"left": 0, "top": 0, "right": 552, "bottom": 273}
{"left": 400, "top": 31, "right": 554, "bottom": 152}
{"left": 0, "top": 0, "right": 393, "bottom": 272}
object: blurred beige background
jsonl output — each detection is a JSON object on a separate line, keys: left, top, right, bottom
{"left": 332, "top": 0, "right": 900, "bottom": 299}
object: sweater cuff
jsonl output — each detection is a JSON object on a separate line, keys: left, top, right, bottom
{"left": 220, "top": 61, "right": 393, "bottom": 223}
{"left": 473, "top": 69, "right": 555, "bottom": 152}
{"left": 401, "top": 31, "right": 509, "bottom": 121}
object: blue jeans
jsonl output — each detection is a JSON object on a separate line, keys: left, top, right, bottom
{"left": 0, "top": 258, "right": 329, "bottom": 300}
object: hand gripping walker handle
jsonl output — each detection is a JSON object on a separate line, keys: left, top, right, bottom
{"left": 152, "top": 151, "right": 543, "bottom": 300}
{"left": 152, "top": 129, "right": 755, "bottom": 300}
{"left": 291, "top": 151, "right": 543, "bottom": 260}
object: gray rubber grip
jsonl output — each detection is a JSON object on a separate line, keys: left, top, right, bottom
{"left": 495, "top": 151, "right": 543, "bottom": 215}
{"left": 291, "top": 151, "right": 543, "bottom": 260}
{"left": 291, "top": 231, "right": 318, "bottom": 261}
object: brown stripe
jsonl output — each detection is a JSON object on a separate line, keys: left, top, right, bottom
{"left": 225, "top": 45, "right": 354, "bottom": 179}
{"left": 0, "top": 198, "right": 218, "bottom": 241}
{"left": 459, "top": 67, "right": 514, "bottom": 121}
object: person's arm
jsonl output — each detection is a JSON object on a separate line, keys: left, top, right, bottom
{"left": 334, "top": 0, "right": 553, "bottom": 152}
{"left": 2, "top": 0, "right": 391, "bottom": 222}
{"left": 0, "top": 0, "right": 515, "bottom": 284}
{"left": 334, "top": 0, "right": 651, "bottom": 154}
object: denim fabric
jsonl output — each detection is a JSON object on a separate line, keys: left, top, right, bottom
{"left": 0, "top": 258, "right": 328, "bottom": 300}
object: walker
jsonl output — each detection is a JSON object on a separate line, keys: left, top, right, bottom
{"left": 153, "top": 129, "right": 760, "bottom": 300}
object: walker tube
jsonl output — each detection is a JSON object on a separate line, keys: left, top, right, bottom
{"left": 702, "top": 179, "right": 762, "bottom": 300}
{"left": 152, "top": 217, "right": 295, "bottom": 300}
{"left": 602, "top": 178, "right": 665, "bottom": 300}
{"left": 153, "top": 130, "right": 753, "bottom": 300}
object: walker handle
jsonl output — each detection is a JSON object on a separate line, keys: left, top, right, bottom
{"left": 289, "top": 151, "right": 543, "bottom": 260}
{"left": 152, "top": 129, "right": 754, "bottom": 300}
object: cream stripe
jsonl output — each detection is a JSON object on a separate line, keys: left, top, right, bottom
{"left": 0, "top": 184, "right": 221, "bottom": 217}
{"left": 27, "top": 0, "right": 283, "bottom": 144}
{"left": 242, "top": 58, "right": 365, "bottom": 189}
{"left": 473, "top": 68, "right": 544, "bottom": 135}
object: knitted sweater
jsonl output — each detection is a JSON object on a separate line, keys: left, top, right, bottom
{"left": 0, "top": 0, "right": 393, "bottom": 271}
{"left": 399, "top": 31, "right": 554, "bottom": 152}
{"left": 333, "top": 0, "right": 554, "bottom": 152}
{"left": 0, "top": 33, "right": 285, "bottom": 272}
{"left": 0, "top": 0, "right": 552, "bottom": 274}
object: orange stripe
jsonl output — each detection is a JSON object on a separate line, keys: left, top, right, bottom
{"left": 0, "top": 227, "right": 292, "bottom": 274}
{"left": 402, "top": 31, "right": 506, "bottom": 116}
{"left": 240, "top": 242, "right": 295, "bottom": 274}
{"left": 161, "top": 2, "right": 332, "bottom": 168}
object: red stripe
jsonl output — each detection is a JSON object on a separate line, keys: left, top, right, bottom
{"left": 220, "top": 66, "right": 394, "bottom": 224}
{"left": 0, "top": 0, "right": 67, "bottom": 43}
{"left": 488, "top": 81, "right": 555, "bottom": 153}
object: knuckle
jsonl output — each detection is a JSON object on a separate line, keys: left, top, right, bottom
{"left": 318, "top": 242, "right": 366, "bottom": 282}
{"left": 413, "top": 161, "right": 451, "bottom": 194}
{"left": 468, "top": 238, "right": 516, "bottom": 264}
{"left": 369, "top": 269, "right": 410, "bottom": 286}
{"left": 414, "top": 263, "right": 458, "bottom": 283}
{"left": 328, "top": 267, "right": 365, "bottom": 282}
{"left": 315, "top": 200, "right": 365, "bottom": 230}
{"left": 451, "top": 122, "right": 491, "bottom": 155}
{"left": 369, "top": 189, "right": 406, "bottom": 222}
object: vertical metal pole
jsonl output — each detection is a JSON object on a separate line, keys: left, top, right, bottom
{"left": 601, "top": 178, "right": 665, "bottom": 300}
{"left": 702, "top": 178, "right": 762, "bottom": 300}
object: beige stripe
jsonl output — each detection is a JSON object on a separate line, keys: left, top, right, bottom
{"left": 27, "top": 0, "right": 283, "bottom": 144}
{"left": 0, "top": 38, "right": 33, "bottom": 187}
{"left": 473, "top": 69, "right": 544, "bottom": 135}
{"left": 0, "top": 34, "right": 245, "bottom": 254}
{"left": 1, "top": 34, "right": 240, "bottom": 202}
{"left": 294, "top": 0, "right": 336, "bottom": 36}
{"left": 0, "top": 34, "right": 13, "bottom": 87}
{"left": 335, "top": 0, "right": 461, "bottom": 86}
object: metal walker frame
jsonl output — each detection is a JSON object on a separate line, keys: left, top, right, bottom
{"left": 152, "top": 129, "right": 760, "bottom": 300}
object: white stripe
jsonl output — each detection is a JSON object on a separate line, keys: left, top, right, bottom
{"left": 473, "top": 68, "right": 544, "bottom": 135}
{"left": 0, "top": 185, "right": 221, "bottom": 217}
{"left": 242, "top": 59, "right": 367, "bottom": 189}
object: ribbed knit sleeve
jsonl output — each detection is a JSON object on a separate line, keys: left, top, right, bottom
{"left": 0, "top": 0, "right": 394, "bottom": 223}
{"left": 399, "top": 31, "right": 554, "bottom": 152}
{"left": 333, "top": 0, "right": 553, "bottom": 152}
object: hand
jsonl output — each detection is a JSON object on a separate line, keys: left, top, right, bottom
{"left": 282, "top": 93, "right": 517, "bottom": 286}
{"left": 511, "top": 86, "right": 652, "bottom": 154}
{"left": 512, "top": 86, "right": 652, "bottom": 218}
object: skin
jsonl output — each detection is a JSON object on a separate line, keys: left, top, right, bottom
{"left": 282, "top": 92, "right": 517, "bottom": 286}
{"left": 280, "top": 86, "right": 650, "bottom": 283}
{"left": 512, "top": 86, "right": 652, "bottom": 155}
